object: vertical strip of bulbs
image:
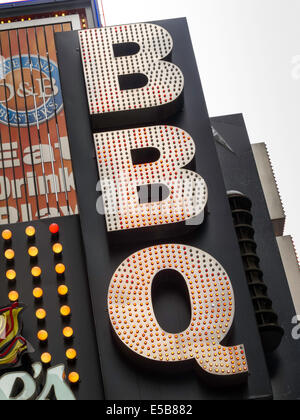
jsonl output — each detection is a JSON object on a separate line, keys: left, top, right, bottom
{"left": 25, "top": 225, "right": 51, "bottom": 365}
{"left": 2, "top": 229, "right": 18, "bottom": 303}
{"left": 50, "top": 223, "right": 80, "bottom": 386}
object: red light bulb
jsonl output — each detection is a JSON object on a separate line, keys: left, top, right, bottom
{"left": 49, "top": 223, "right": 59, "bottom": 234}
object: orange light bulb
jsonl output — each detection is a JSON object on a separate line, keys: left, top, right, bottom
{"left": 58, "top": 285, "right": 68, "bottom": 296}
{"left": 5, "top": 249, "right": 15, "bottom": 260}
{"left": 55, "top": 263, "right": 65, "bottom": 275}
{"left": 2, "top": 229, "right": 12, "bottom": 241}
{"left": 53, "top": 243, "right": 63, "bottom": 254}
{"left": 60, "top": 305, "right": 71, "bottom": 317}
{"left": 41, "top": 353, "right": 52, "bottom": 364}
{"left": 25, "top": 226, "right": 36, "bottom": 238}
{"left": 36, "top": 309, "right": 46, "bottom": 320}
{"left": 6, "top": 269, "right": 16, "bottom": 281}
{"left": 33, "top": 288, "right": 43, "bottom": 299}
{"left": 28, "top": 247, "right": 38, "bottom": 258}
{"left": 37, "top": 330, "right": 48, "bottom": 341}
{"left": 63, "top": 327, "right": 73, "bottom": 339}
{"left": 31, "top": 266, "right": 42, "bottom": 278}
{"left": 68, "top": 372, "right": 79, "bottom": 384}
{"left": 66, "top": 348, "right": 77, "bottom": 360}
{"left": 8, "top": 291, "right": 19, "bottom": 302}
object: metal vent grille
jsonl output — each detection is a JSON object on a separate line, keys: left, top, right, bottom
{"left": 228, "top": 192, "right": 284, "bottom": 353}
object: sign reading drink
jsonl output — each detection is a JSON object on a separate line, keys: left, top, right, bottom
{"left": 0, "top": 25, "right": 78, "bottom": 225}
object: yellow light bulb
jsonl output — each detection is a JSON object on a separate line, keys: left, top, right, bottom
{"left": 41, "top": 353, "right": 52, "bottom": 364}
{"left": 4, "top": 249, "right": 14, "bottom": 260}
{"left": 55, "top": 263, "right": 65, "bottom": 275}
{"left": 63, "top": 327, "right": 73, "bottom": 338}
{"left": 6, "top": 269, "right": 16, "bottom": 281}
{"left": 31, "top": 266, "right": 42, "bottom": 278}
{"left": 36, "top": 309, "right": 46, "bottom": 320}
{"left": 58, "top": 285, "right": 68, "bottom": 296}
{"left": 28, "top": 247, "right": 38, "bottom": 257}
{"left": 52, "top": 243, "right": 63, "bottom": 254}
{"left": 68, "top": 372, "right": 79, "bottom": 384}
{"left": 33, "top": 288, "right": 43, "bottom": 299}
{"left": 25, "top": 226, "right": 36, "bottom": 237}
{"left": 2, "top": 229, "right": 12, "bottom": 240}
{"left": 8, "top": 291, "right": 19, "bottom": 302}
{"left": 37, "top": 330, "right": 48, "bottom": 341}
{"left": 66, "top": 348, "right": 77, "bottom": 360}
{"left": 60, "top": 305, "right": 71, "bottom": 317}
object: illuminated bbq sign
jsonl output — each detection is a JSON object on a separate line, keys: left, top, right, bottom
{"left": 79, "top": 23, "right": 249, "bottom": 384}
{"left": 0, "top": 2, "right": 292, "bottom": 397}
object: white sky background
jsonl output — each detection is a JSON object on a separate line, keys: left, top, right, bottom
{"left": 99, "top": 0, "right": 300, "bottom": 256}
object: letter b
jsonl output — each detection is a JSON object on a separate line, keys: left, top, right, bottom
{"left": 79, "top": 24, "right": 184, "bottom": 130}
{"left": 94, "top": 126, "right": 208, "bottom": 234}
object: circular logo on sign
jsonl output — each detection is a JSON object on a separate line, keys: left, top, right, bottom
{"left": 0, "top": 55, "right": 63, "bottom": 127}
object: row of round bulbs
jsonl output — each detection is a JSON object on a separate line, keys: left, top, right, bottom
{"left": 2, "top": 224, "right": 79, "bottom": 384}
{"left": 0, "top": 12, "right": 70, "bottom": 25}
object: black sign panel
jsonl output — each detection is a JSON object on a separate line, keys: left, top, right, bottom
{"left": 0, "top": 216, "right": 104, "bottom": 400}
{"left": 56, "top": 19, "right": 272, "bottom": 399}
